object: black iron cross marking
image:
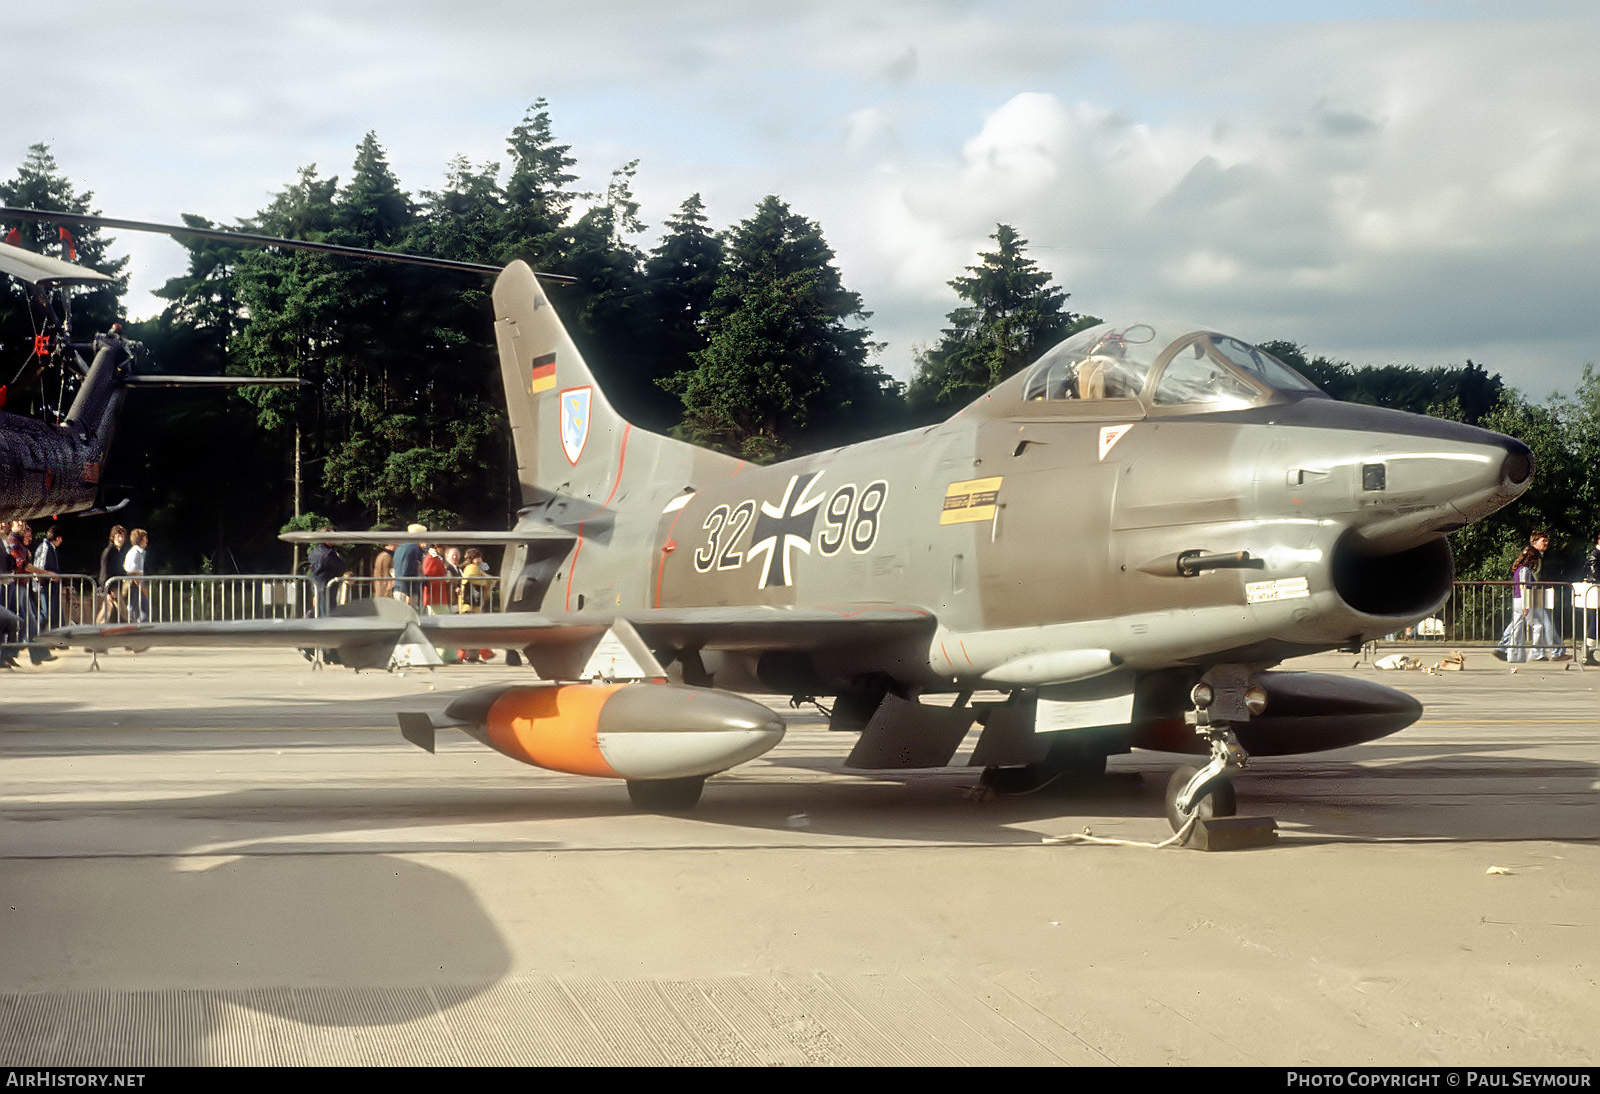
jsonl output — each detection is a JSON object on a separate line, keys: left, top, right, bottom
{"left": 746, "top": 472, "right": 824, "bottom": 589}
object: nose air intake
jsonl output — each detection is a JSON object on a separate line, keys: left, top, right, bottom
{"left": 1501, "top": 440, "right": 1533, "bottom": 487}
{"left": 1315, "top": 417, "right": 1533, "bottom": 622}
{"left": 1331, "top": 535, "right": 1454, "bottom": 619}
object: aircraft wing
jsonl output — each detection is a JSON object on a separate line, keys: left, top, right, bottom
{"left": 428, "top": 605, "right": 936, "bottom": 651}
{"left": 44, "top": 602, "right": 936, "bottom": 674}
{"left": 277, "top": 530, "right": 577, "bottom": 546}
{"left": 48, "top": 616, "right": 426, "bottom": 650}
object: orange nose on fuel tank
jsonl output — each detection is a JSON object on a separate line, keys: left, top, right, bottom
{"left": 480, "top": 682, "right": 785, "bottom": 780}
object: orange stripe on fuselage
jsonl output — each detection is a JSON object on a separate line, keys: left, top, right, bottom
{"left": 565, "top": 424, "right": 632, "bottom": 612}
{"left": 486, "top": 684, "right": 625, "bottom": 778}
{"left": 654, "top": 504, "right": 688, "bottom": 609}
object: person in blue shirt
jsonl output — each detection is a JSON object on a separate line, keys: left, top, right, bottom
{"left": 393, "top": 523, "right": 426, "bottom": 606}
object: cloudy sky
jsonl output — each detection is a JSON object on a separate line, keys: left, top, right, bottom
{"left": 7, "top": 1, "right": 1599, "bottom": 396}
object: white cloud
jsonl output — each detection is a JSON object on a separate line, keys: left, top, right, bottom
{"left": 6, "top": 1, "right": 1600, "bottom": 393}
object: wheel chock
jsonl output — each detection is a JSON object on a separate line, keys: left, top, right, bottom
{"left": 1189, "top": 814, "right": 1278, "bottom": 851}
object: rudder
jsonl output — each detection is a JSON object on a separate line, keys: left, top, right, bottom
{"left": 491, "top": 260, "right": 627, "bottom": 505}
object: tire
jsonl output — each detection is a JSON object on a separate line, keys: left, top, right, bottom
{"left": 1164, "top": 763, "right": 1237, "bottom": 832}
{"left": 626, "top": 776, "right": 706, "bottom": 812}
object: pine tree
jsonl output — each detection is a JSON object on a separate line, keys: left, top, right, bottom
{"left": 232, "top": 164, "right": 339, "bottom": 428}
{"left": 337, "top": 132, "right": 416, "bottom": 246}
{"left": 151, "top": 214, "right": 241, "bottom": 368}
{"left": 640, "top": 193, "right": 723, "bottom": 425}
{"left": 906, "top": 224, "right": 1076, "bottom": 419}
{"left": 414, "top": 155, "right": 506, "bottom": 266}
{"left": 500, "top": 99, "right": 586, "bottom": 267}
{"left": 667, "top": 196, "right": 896, "bottom": 460}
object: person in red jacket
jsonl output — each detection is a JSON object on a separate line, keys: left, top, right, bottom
{"left": 421, "top": 545, "right": 458, "bottom": 662}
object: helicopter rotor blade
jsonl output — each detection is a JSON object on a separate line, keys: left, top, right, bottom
{"left": 0, "top": 207, "right": 576, "bottom": 283}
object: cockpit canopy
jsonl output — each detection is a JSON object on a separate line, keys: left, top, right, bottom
{"left": 1019, "top": 322, "right": 1324, "bottom": 410}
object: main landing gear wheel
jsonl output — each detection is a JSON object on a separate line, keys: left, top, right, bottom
{"left": 1164, "top": 763, "right": 1237, "bottom": 832}
{"left": 626, "top": 776, "right": 706, "bottom": 812}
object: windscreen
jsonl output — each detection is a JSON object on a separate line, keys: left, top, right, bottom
{"left": 1022, "top": 323, "right": 1322, "bottom": 408}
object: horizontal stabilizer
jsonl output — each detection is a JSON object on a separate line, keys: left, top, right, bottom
{"left": 415, "top": 604, "right": 933, "bottom": 655}
{"left": 43, "top": 595, "right": 421, "bottom": 666}
{"left": 279, "top": 529, "right": 576, "bottom": 546}
{"left": 46, "top": 614, "right": 405, "bottom": 652}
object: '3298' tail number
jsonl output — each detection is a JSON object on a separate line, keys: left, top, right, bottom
{"left": 691, "top": 475, "right": 889, "bottom": 586}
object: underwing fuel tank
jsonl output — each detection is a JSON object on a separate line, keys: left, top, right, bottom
{"left": 438, "top": 682, "right": 785, "bottom": 780}
{"left": 1129, "top": 672, "right": 1422, "bottom": 756}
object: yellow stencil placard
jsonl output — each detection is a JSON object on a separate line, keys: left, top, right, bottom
{"left": 940, "top": 476, "right": 1002, "bottom": 525}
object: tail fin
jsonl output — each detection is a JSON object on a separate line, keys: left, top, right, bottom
{"left": 491, "top": 260, "right": 741, "bottom": 522}
{"left": 492, "top": 261, "right": 632, "bottom": 505}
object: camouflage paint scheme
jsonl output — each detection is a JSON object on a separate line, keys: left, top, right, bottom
{"left": 51, "top": 257, "right": 1533, "bottom": 806}
{"left": 490, "top": 261, "right": 1530, "bottom": 715}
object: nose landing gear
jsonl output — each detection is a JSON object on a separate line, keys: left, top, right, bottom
{"left": 1163, "top": 667, "right": 1277, "bottom": 849}
{"left": 1164, "top": 736, "right": 1242, "bottom": 832}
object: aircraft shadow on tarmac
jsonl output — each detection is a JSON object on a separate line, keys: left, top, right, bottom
{"left": 5, "top": 685, "right": 1596, "bottom": 846}
{"left": 5, "top": 850, "right": 514, "bottom": 1066}
{"left": 11, "top": 742, "right": 1591, "bottom": 853}
{"left": 6, "top": 727, "right": 1595, "bottom": 1065}
{"left": 744, "top": 748, "right": 1600, "bottom": 846}
{"left": 2, "top": 774, "right": 1135, "bottom": 1064}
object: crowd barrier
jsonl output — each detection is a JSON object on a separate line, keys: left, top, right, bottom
{"left": 329, "top": 574, "right": 502, "bottom": 614}
{"left": 12, "top": 574, "right": 1593, "bottom": 667}
{"left": 0, "top": 573, "right": 100, "bottom": 644}
{"left": 1375, "top": 579, "right": 1598, "bottom": 666}
{"left": 3, "top": 571, "right": 503, "bottom": 644}
{"left": 98, "top": 574, "right": 321, "bottom": 624}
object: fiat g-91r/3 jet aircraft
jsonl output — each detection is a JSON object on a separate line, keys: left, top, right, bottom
{"left": 53, "top": 250, "right": 1533, "bottom": 829}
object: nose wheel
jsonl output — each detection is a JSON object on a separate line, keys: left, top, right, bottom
{"left": 1164, "top": 762, "right": 1237, "bottom": 831}
{"left": 1150, "top": 669, "right": 1280, "bottom": 849}
{"left": 1167, "top": 669, "right": 1254, "bottom": 837}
